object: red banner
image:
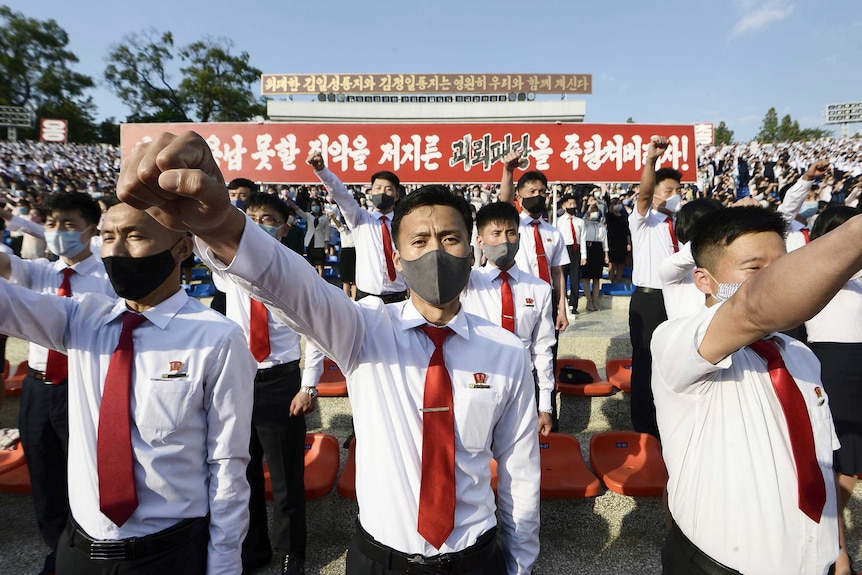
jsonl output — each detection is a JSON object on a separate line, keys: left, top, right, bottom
{"left": 120, "top": 122, "right": 696, "bottom": 184}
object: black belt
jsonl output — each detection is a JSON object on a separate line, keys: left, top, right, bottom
{"left": 27, "top": 367, "right": 46, "bottom": 381}
{"left": 66, "top": 516, "right": 208, "bottom": 561}
{"left": 670, "top": 522, "right": 741, "bottom": 575}
{"left": 256, "top": 359, "right": 299, "bottom": 379}
{"left": 354, "top": 522, "right": 497, "bottom": 574}
{"left": 635, "top": 286, "right": 662, "bottom": 294}
{"left": 357, "top": 290, "right": 408, "bottom": 304}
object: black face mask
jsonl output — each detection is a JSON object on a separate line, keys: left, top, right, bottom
{"left": 103, "top": 245, "right": 178, "bottom": 301}
{"left": 565, "top": 207, "right": 577, "bottom": 216}
{"left": 520, "top": 195, "right": 545, "bottom": 214}
{"left": 372, "top": 193, "right": 395, "bottom": 211}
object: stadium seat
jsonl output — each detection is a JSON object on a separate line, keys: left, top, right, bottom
{"left": 538, "top": 433, "right": 602, "bottom": 498}
{"left": 589, "top": 431, "right": 668, "bottom": 497}
{"left": 555, "top": 358, "right": 616, "bottom": 396}
{"left": 317, "top": 358, "right": 348, "bottom": 397}
{"left": 188, "top": 282, "right": 216, "bottom": 298}
{"left": 605, "top": 358, "right": 633, "bottom": 393}
{"left": 0, "top": 443, "right": 26, "bottom": 475}
{"left": 190, "top": 266, "right": 211, "bottom": 281}
{"left": 600, "top": 282, "right": 635, "bottom": 296}
{"left": 263, "top": 433, "right": 340, "bottom": 500}
{"left": 336, "top": 437, "right": 356, "bottom": 499}
{"left": 4, "top": 361, "right": 27, "bottom": 397}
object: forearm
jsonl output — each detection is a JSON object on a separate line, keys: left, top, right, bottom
{"left": 637, "top": 157, "right": 658, "bottom": 216}
{"left": 8, "top": 214, "right": 45, "bottom": 239}
{"left": 776, "top": 178, "right": 813, "bottom": 223}
{"left": 316, "top": 168, "right": 362, "bottom": 226}
{"left": 552, "top": 267, "right": 566, "bottom": 312}
{"left": 300, "top": 340, "right": 325, "bottom": 388}
{"left": 500, "top": 168, "right": 515, "bottom": 204}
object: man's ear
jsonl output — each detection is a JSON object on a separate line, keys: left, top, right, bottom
{"left": 693, "top": 268, "right": 714, "bottom": 296}
{"left": 393, "top": 249, "right": 402, "bottom": 273}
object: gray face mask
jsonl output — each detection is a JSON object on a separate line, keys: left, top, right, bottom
{"left": 398, "top": 249, "right": 472, "bottom": 305}
{"left": 705, "top": 269, "right": 741, "bottom": 302}
{"left": 483, "top": 241, "right": 519, "bottom": 269}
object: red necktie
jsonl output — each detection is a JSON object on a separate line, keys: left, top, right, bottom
{"left": 665, "top": 217, "right": 679, "bottom": 253}
{"left": 249, "top": 298, "right": 271, "bottom": 362}
{"left": 380, "top": 215, "right": 397, "bottom": 282}
{"left": 569, "top": 217, "right": 578, "bottom": 249}
{"left": 417, "top": 325, "right": 455, "bottom": 548}
{"left": 98, "top": 311, "right": 147, "bottom": 526}
{"left": 45, "top": 268, "right": 75, "bottom": 384}
{"left": 499, "top": 270, "right": 515, "bottom": 333}
{"left": 801, "top": 228, "right": 811, "bottom": 244}
{"left": 749, "top": 338, "right": 826, "bottom": 523}
{"left": 530, "top": 221, "right": 551, "bottom": 283}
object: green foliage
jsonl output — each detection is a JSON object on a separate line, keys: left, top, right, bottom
{"left": 714, "top": 121, "right": 734, "bottom": 146}
{"left": 756, "top": 108, "right": 833, "bottom": 143}
{"left": 104, "top": 31, "right": 264, "bottom": 123}
{"left": 756, "top": 107, "right": 780, "bottom": 143}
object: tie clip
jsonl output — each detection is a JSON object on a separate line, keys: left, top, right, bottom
{"left": 420, "top": 407, "right": 450, "bottom": 413}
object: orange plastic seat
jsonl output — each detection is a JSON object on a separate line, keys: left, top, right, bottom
{"left": 589, "top": 431, "right": 667, "bottom": 496}
{"left": 0, "top": 444, "right": 26, "bottom": 475}
{"left": 264, "top": 433, "right": 340, "bottom": 500}
{"left": 336, "top": 437, "right": 356, "bottom": 499}
{"left": 605, "top": 358, "right": 633, "bottom": 393}
{"left": 4, "top": 361, "right": 28, "bottom": 397}
{"left": 0, "top": 455, "right": 31, "bottom": 494}
{"left": 317, "top": 358, "right": 348, "bottom": 397}
{"left": 2, "top": 359, "right": 9, "bottom": 380}
{"left": 555, "top": 358, "right": 616, "bottom": 396}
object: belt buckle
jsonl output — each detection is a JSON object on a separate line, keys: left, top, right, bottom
{"left": 89, "top": 539, "right": 127, "bottom": 560}
{"left": 406, "top": 553, "right": 453, "bottom": 575}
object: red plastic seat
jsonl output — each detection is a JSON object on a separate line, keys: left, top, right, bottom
{"left": 264, "top": 433, "right": 340, "bottom": 500}
{"left": 0, "top": 446, "right": 31, "bottom": 494}
{"left": 2, "top": 359, "right": 9, "bottom": 380}
{"left": 317, "top": 358, "right": 348, "bottom": 397}
{"left": 589, "top": 431, "right": 667, "bottom": 496}
{"left": 555, "top": 358, "right": 616, "bottom": 396}
{"left": 0, "top": 443, "right": 26, "bottom": 475}
{"left": 605, "top": 358, "right": 633, "bottom": 393}
{"left": 4, "top": 361, "right": 28, "bottom": 397}
{"left": 336, "top": 437, "right": 356, "bottom": 499}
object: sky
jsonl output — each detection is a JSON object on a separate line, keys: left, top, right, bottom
{"left": 7, "top": 0, "right": 862, "bottom": 141}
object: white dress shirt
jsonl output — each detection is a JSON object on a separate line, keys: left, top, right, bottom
{"left": 579, "top": 220, "right": 608, "bottom": 261}
{"left": 778, "top": 179, "right": 814, "bottom": 253}
{"left": 652, "top": 303, "right": 839, "bottom": 574}
{"left": 211, "top": 266, "right": 301, "bottom": 368}
{"left": 628, "top": 208, "right": 676, "bottom": 289}
{"left": 196, "top": 221, "right": 540, "bottom": 574}
{"left": 7, "top": 213, "right": 45, "bottom": 239}
{"left": 8, "top": 253, "right": 116, "bottom": 372}
{"left": 461, "top": 264, "right": 555, "bottom": 412}
{"left": 806, "top": 277, "right": 862, "bottom": 343}
{"left": 0, "top": 285, "right": 256, "bottom": 575}
{"left": 294, "top": 206, "right": 331, "bottom": 249}
{"left": 554, "top": 212, "right": 584, "bottom": 248}
{"left": 658, "top": 242, "right": 706, "bottom": 320}
{"left": 514, "top": 212, "right": 570, "bottom": 281}
{"left": 315, "top": 168, "right": 407, "bottom": 295}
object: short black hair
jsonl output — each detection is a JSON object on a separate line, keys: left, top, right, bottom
{"left": 391, "top": 185, "right": 472, "bottom": 249}
{"left": 475, "top": 201, "right": 519, "bottom": 234}
{"left": 95, "top": 194, "right": 120, "bottom": 211}
{"left": 674, "top": 198, "right": 724, "bottom": 244}
{"left": 691, "top": 206, "right": 787, "bottom": 272}
{"left": 810, "top": 206, "right": 859, "bottom": 240}
{"left": 245, "top": 192, "right": 290, "bottom": 221}
{"left": 370, "top": 170, "right": 400, "bottom": 189}
{"left": 45, "top": 192, "right": 101, "bottom": 226}
{"left": 516, "top": 170, "right": 548, "bottom": 190}
{"left": 655, "top": 168, "right": 682, "bottom": 186}
{"left": 227, "top": 178, "right": 258, "bottom": 192}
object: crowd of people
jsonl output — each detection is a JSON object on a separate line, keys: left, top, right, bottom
{"left": 0, "top": 132, "right": 860, "bottom": 575}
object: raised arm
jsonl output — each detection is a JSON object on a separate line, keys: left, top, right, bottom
{"left": 776, "top": 160, "right": 829, "bottom": 224}
{"left": 498, "top": 150, "right": 523, "bottom": 204}
{"left": 2, "top": 206, "right": 46, "bottom": 239}
{"left": 637, "top": 136, "right": 669, "bottom": 217}
{"left": 307, "top": 151, "right": 365, "bottom": 228}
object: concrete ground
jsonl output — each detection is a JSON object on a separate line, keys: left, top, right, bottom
{"left": 1, "top": 298, "right": 861, "bottom": 574}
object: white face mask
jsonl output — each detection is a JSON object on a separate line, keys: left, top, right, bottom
{"left": 704, "top": 269, "right": 741, "bottom": 302}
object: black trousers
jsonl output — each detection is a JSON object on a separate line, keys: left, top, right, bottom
{"left": 56, "top": 518, "right": 209, "bottom": 575}
{"left": 564, "top": 244, "right": 581, "bottom": 310}
{"left": 242, "top": 361, "right": 306, "bottom": 568}
{"left": 661, "top": 523, "right": 742, "bottom": 575}
{"left": 628, "top": 289, "right": 667, "bottom": 438}
{"left": 19, "top": 375, "right": 70, "bottom": 574}
{"left": 344, "top": 537, "right": 506, "bottom": 575}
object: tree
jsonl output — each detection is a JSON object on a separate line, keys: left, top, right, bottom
{"left": 0, "top": 6, "right": 99, "bottom": 141}
{"left": 777, "top": 114, "right": 800, "bottom": 142}
{"left": 756, "top": 107, "right": 780, "bottom": 142}
{"left": 625, "top": 117, "right": 635, "bottom": 123}
{"left": 714, "top": 121, "right": 734, "bottom": 146}
{"left": 104, "top": 31, "right": 265, "bottom": 123}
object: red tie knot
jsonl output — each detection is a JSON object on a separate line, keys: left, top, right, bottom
{"left": 420, "top": 325, "right": 453, "bottom": 348}
{"left": 121, "top": 312, "right": 147, "bottom": 333}
{"left": 499, "top": 270, "right": 509, "bottom": 281}
{"left": 62, "top": 267, "right": 76, "bottom": 279}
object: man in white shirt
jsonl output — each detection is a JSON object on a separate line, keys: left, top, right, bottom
{"left": 628, "top": 136, "right": 682, "bottom": 438}
{"left": 555, "top": 194, "right": 584, "bottom": 315}
{"left": 461, "top": 201, "right": 556, "bottom": 436}
{"left": 652, "top": 204, "right": 862, "bottom": 574}
{"left": 118, "top": 131, "right": 541, "bottom": 575}
{"left": 212, "top": 192, "right": 315, "bottom": 575}
{"left": 308, "top": 152, "right": 408, "bottom": 303}
{"left": 0, "top": 192, "right": 115, "bottom": 575}
{"left": 0, "top": 202, "right": 256, "bottom": 575}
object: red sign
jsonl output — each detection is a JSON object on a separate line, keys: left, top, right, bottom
{"left": 120, "top": 122, "right": 696, "bottom": 184}
{"left": 40, "top": 118, "right": 68, "bottom": 143}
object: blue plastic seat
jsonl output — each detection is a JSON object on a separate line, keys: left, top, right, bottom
{"left": 189, "top": 282, "right": 216, "bottom": 298}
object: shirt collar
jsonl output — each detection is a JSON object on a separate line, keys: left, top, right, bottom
{"left": 398, "top": 298, "right": 471, "bottom": 341}
{"left": 53, "top": 252, "right": 100, "bottom": 273}
{"left": 486, "top": 263, "right": 522, "bottom": 283}
{"left": 106, "top": 287, "right": 190, "bottom": 330}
